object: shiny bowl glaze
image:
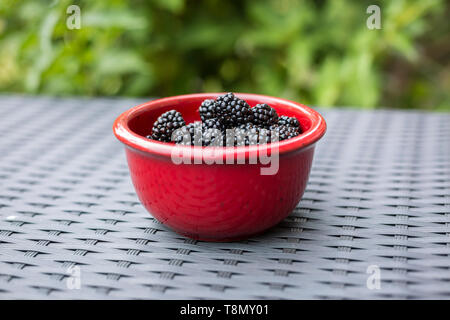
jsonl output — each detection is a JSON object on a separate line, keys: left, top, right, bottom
{"left": 113, "top": 93, "right": 326, "bottom": 241}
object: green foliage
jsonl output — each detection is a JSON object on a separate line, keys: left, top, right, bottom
{"left": 0, "top": 0, "right": 448, "bottom": 110}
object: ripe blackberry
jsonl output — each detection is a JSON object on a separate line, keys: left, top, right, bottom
{"left": 220, "top": 93, "right": 253, "bottom": 128}
{"left": 234, "top": 128, "right": 252, "bottom": 146}
{"left": 236, "top": 123, "right": 259, "bottom": 145}
{"left": 251, "top": 103, "right": 278, "bottom": 127}
{"left": 257, "top": 127, "right": 272, "bottom": 145}
{"left": 204, "top": 93, "right": 253, "bottom": 128}
{"left": 203, "top": 118, "right": 223, "bottom": 130}
{"left": 174, "top": 122, "right": 203, "bottom": 146}
{"left": 220, "top": 128, "right": 243, "bottom": 146}
{"left": 198, "top": 99, "right": 217, "bottom": 122}
{"left": 171, "top": 126, "right": 189, "bottom": 145}
{"left": 173, "top": 122, "right": 224, "bottom": 147}
{"left": 237, "top": 122, "right": 255, "bottom": 130}
{"left": 277, "top": 115, "right": 300, "bottom": 130}
{"left": 226, "top": 124, "right": 269, "bottom": 146}
{"left": 269, "top": 124, "right": 300, "bottom": 141}
{"left": 202, "top": 127, "right": 225, "bottom": 147}
{"left": 149, "top": 110, "right": 186, "bottom": 142}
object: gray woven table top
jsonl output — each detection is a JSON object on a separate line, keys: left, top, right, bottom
{"left": 0, "top": 95, "right": 449, "bottom": 299}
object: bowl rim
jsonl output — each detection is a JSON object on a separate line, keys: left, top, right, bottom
{"left": 113, "top": 93, "right": 326, "bottom": 159}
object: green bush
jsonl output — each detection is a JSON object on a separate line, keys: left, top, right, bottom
{"left": 0, "top": 0, "right": 448, "bottom": 110}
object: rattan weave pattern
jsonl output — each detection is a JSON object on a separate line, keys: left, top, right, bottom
{"left": 0, "top": 95, "right": 449, "bottom": 299}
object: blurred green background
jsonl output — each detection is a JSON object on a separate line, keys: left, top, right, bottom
{"left": 0, "top": 0, "right": 449, "bottom": 110}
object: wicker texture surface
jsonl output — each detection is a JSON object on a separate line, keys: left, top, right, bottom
{"left": 0, "top": 95, "right": 449, "bottom": 299}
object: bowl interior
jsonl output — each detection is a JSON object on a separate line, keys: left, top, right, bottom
{"left": 128, "top": 94, "right": 314, "bottom": 139}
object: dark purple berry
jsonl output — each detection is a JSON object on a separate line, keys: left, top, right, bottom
{"left": 198, "top": 99, "right": 217, "bottom": 122}
{"left": 269, "top": 124, "right": 300, "bottom": 141}
{"left": 202, "top": 93, "right": 253, "bottom": 128}
{"left": 251, "top": 103, "right": 278, "bottom": 127}
{"left": 277, "top": 115, "right": 300, "bottom": 130}
{"left": 149, "top": 110, "right": 186, "bottom": 142}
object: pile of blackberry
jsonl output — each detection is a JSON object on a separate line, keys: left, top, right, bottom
{"left": 147, "top": 93, "right": 302, "bottom": 146}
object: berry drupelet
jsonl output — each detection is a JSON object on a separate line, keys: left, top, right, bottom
{"left": 148, "top": 110, "right": 185, "bottom": 142}
{"left": 251, "top": 103, "right": 278, "bottom": 127}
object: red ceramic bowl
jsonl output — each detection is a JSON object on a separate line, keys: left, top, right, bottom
{"left": 113, "top": 93, "right": 326, "bottom": 241}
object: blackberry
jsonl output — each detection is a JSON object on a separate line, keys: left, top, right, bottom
{"left": 237, "top": 122, "right": 255, "bottom": 130}
{"left": 237, "top": 119, "right": 300, "bottom": 144}
{"left": 269, "top": 124, "right": 300, "bottom": 141}
{"left": 198, "top": 99, "right": 217, "bottom": 122}
{"left": 218, "top": 93, "right": 253, "bottom": 128}
{"left": 173, "top": 122, "right": 224, "bottom": 147}
{"left": 227, "top": 124, "right": 269, "bottom": 146}
{"left": 257, "top": 127, "right": 272, "bottom": 145}
{"left": 202, "top": 127, "right": 225, "bottom": 147}
{"left": 203, "top": 118, "right": 223, "bottom": 130}
{"left": 149, "top": 110, "right": 186, "bottom": 142}
{"left": 236, "top": 123, "right": 259, "bottom": 145}
{"left": 185, "top": 121, "right": 203, "bottom": 136}
{"left": 232, "top": 128, "right": 251, "bottom": 146}
{"left": 173, "top": 122, "right": 203, "bottom": 146}
{"left": 277, "top": 115, "right": 300, "bottom": 130}
{"left": 251, "top": 103, "right": 278, "bottom": 127}
{"left": 201, "top": 93, "right": 253, "bottom": 128}
{"left": 171, "top": 123, "right": 194, "bottom": 145}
